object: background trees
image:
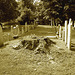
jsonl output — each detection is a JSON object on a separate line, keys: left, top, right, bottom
{"left": 0, "top": 0, "right": 18, "bottom": 22}
{"left": 0, "top": 0, "right": 75, "bottom": 25}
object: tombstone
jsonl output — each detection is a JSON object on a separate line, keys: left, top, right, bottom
{"left": 13, "top": 27, "right": 17, "bottom": 35}
{"left": 59, "top": 25, "right": 62, "bottom": 39}
{"left": 67, "top": 18, "right": 72, "bottom": 50}
{"left": 0, "top": 26, "right": 3, "bottom": 46}
{"left": 16, "top": 25, "right": 20, "bottom": 36}
{"left": 74, "top": 21, "right": 75, "bottom": 30}
{"left": 62, "top": 28, "right": 65, "bottom": 41}
{"left": 22, "top": 27, "right": 24, "bottom": 34}
{"left": 65, "top": 20, "right": 68, "bottom": 44}
{"left": 25, "top": 22, "right": 28, "bottom": 32}
{"left": 51, "top": 19, "right": 53, "bottom": 27}
{"left": 11, "top": 26, "right": 13, "bottom": 33}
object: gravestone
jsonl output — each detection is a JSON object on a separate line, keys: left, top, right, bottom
{"left": 16, "top": 25, "right": 20, "bottom": 36}
{"left": 65, "top": 20, "right": 68, "bottom": 44}
{"left": 25, "top": 22, "right": 28, "bottom": 32}
{"left": 22, "top": 27, "right": 24, "bottom": 34}
{"left": 67, "top": 18, "right": 72, "bottom": 50}
{"left": 0, "top": 26, "right": 3, "bottom": 46}
{"left": 62, "top": 28, "right": 65, "bottom": 41}
{"left": 59, "top": 25, "right": 62, "bottom": 39}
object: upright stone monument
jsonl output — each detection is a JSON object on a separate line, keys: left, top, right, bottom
{"left": 65, "top": 20, "right": 68, "bottom": 44}
{"left": 22, "top": 27, "right": 24, "bottom": 34}
{"left": 67, "top": 18, "right": 72, "bottom": 50}
{"left": 0, "top": 26, "right": 3, "bottom": 46}
{"left": 62, "top": 28, "right": 65, "bottom": 41}
{"left": 59, "top": 25, "right": 62, "bottom": 39}
{"left": 25, "top": 22, "right": 28, "bottom": 32}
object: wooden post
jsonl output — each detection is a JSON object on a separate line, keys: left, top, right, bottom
{"left": 59, "top": 25, "right": 62, "bottom": 39}
{"left": 67, "top": 18, "right": 72, "bottom": 50}
{"left": 65, "top": 20, "right": 68, "bottom": 44}
{"left": 0, "top": 26, "right": 3, "bottom": 46}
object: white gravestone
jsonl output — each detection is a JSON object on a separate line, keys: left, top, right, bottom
{"left": 0, "top": 26, "right": 3, "bottom": 46}
{"left": 62, "top": 28, "right": 65, "bottom": 41}
{"left": 67, "top": 18, "right": 72, "bottom": 50}
{"left": 59, "top": 25, "right": 62, "bottom": 39}
{"left": 65, "top": 20, "right": 68, "bottom": 44}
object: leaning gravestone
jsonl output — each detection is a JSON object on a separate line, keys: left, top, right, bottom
{"left": 0, "top": 26, "right": 3, "bottom": 46}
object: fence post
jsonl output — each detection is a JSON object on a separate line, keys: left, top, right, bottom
{"left": 65, "top": 20, "right": 68, "bottom": 44}
{"left": 0, "top": 26, "right": 3, "bottom": 46}
{"left": 67, "top": 18, "right": 72, "bottom": 50}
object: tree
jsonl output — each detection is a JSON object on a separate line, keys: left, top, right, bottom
{"left": 0, "top": 0, "right": 19, "bottom": 22}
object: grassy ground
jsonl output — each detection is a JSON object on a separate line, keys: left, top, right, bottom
{"left": 0, "top": 25, "right": 75, "bottom": 75}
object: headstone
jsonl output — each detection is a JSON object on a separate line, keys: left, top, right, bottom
{"left": 65, "top": 20, "right": 68, "bottom": 44}
{"left": 22, "top": 27, "right": 24, "bottom": 34}
{"left": 51, "top": 19, "right": 53, "bottom": 27}
{"left": 59, "top": 25, "right": 62, "bottom": 39}
{"left": 0, "top": 26, "right": 3, "bottom": 46}
{"left": 62, "top": 28, "right": 65, "bottom": 41}
{"left": 67, "top": 18, "right": 72, "bottom": 50}
{"left": 25, "top": 22, "right": 28, "bottom": 32}
{"left": 16, "top": 25, "right": 20, "bottom": 36}
{"left": 11, "top": 26, "right": 13, "bottom": 33}
{"left": 74, "top": 21, "right": 75, "bottom": 29}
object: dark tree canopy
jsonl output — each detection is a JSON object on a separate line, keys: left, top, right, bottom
{"left": 0, "top": 0, "right": 19, "bottom": 22}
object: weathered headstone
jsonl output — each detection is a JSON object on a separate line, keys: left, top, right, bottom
{"left": 65, "top": 20, "right": 68, "bottom": 44}
{"left": 67, "top": 18, "right": 72, "bottom": 50}
{"left": 0, "top": 26, "right": 3, "bottom": 46}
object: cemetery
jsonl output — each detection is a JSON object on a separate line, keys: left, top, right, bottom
{"left": 0, "top": 0, "right": 75, "bottom": 75}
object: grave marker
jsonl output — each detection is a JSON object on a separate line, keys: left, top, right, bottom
{"left": 65, "top": 20, "right": 68, "bottom": 44}
{"left": 0, "top": 26, "right": 3, "bottom": 46}
{"left": 67, "top": 18, "right": 72, "bottom": 50}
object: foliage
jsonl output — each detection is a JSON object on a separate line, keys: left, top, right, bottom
{"left": 0, "top": 0, "right": 19, "bottom": 22}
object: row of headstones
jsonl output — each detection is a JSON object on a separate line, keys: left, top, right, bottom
{"left": 11, "top": 24, "right": 35, "bottom": 36}
{"left": 57, "top": 18, "right": 72, "bottom": 50}
{"left": 0, "top": 23, "right": 35, "bottom": 47}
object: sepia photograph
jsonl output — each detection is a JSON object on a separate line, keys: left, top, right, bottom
{"left": 0, "top": 0, "right": 75, "bottom": 75}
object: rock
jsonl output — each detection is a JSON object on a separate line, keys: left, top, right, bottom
{"left": 12, "top": 43, "right": 23, "bottom": 50}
